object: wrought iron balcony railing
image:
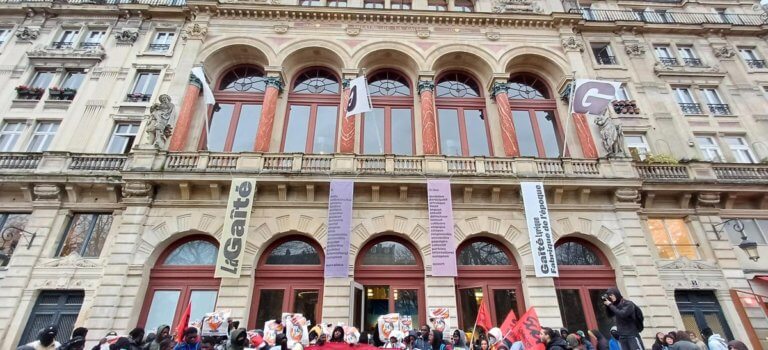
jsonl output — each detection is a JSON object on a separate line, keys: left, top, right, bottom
{"left": 708, "top": 104, "right": 732, "bottom": 115}
{"left": 79, "top": 42, "right": 101, "bottom": 49}
{"left": 595, "top": 55, "right": 618, "bottom": 65}
{"left": 745, "top": 59, "right": 767, "bottom": 69}
{"left": 0, "top": 0, "right": 185, "bottom": 5}
{"left": 50, "top": 41, "right": 73, "bottom": 49}
{"left": 679, "top": 103, "right": 703, "bottom": 115}
{"left": 659, "top": 57, "right": 679, "bottom": 66}
{"left": 148, "top": 43, "right": 170, "bottom": 52}
{"left": 570, "top": 8, "right": 767, "bottom": 26}
{"left": 683, "top": 58, "right": 703, "bottom": 67}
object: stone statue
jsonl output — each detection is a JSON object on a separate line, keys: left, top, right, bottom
{"left": 595, "top": 115, "right": 626, "bottom": 157}
{"left": 145, "top": 94, "right": 174, "bottom": 149}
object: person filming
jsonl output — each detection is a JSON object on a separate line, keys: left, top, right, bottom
{"left": 602, "top": 287, "right": 644, "bottom": 350}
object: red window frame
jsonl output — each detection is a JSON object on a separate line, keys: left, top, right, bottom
{"left": 360, "top": 70, "right": 416, "bottom": 155}
{"left": 456, "top": 237, "right": 524, "bottom": 327}
{"left": 435, "top": 71, "right": 493, "bottom": 157}
{"left": 249, "top": 235, "right": 325, "bottom": 329}
{"left": 199, "top": 64, "right": 267, "bottom": 151}
{"left": 281, "top": 67, "right": 341, "bottom": 153}
{"left": 508, "top": 73, "right": 566, "bottom": 158}
{"left": 138, "top": 235, "right": 221, "bottom": 330}
{"left": 354, "top": 235, "right": 426, "bottom": 326}
{"left": 553, "top": 238, "right": 616, "bottom": 332}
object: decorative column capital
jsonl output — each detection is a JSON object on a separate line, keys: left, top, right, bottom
{"left": 490, "top": 82, "right": 509, "bottom": 99}
{"left": 342, "top": 78, "right": 351, "bottom": 89}
{"left": 265, "top": 76, "right": 284, "bottom": 93}
{"left": 417, "top": 80, "right": 435, "bottom": 94}
{"left": 189, "top": 74, "right": 204, "bottom": 89}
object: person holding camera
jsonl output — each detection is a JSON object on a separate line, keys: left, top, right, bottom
{"left": 602, "top": 287, "right": 644, "bottom": 350}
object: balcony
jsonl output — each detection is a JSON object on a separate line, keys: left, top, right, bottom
{"left": 595, "top": 55, "right": 618, "bottom": 65}
{"left": 683, "top": 58, "right": 703, "bottom": 67}
{"left": 50, "top": 41, "right": 74, "bottom": 49}
{"left": 745, "top": 59, "right": 767, "bottom": 69}
{"left": 0, "top": 0, "right": 185, "bottom": 5}
{"left": 79, "top": 42, "right": 102, "bottom": 49}
{"left": 678, "top": 103, "right": 703, "bottom": 115}
{"left": 707, "top": 104, "right": 731, "bottom": 115}
{"left": 659, "top": 57, "right": 679, "bottom": 66}
{"left": 0, "top": 152, "right": 126, "bottom": 172}
{"left": 125, "top": 93, "right": 152, "bottom": 102}
{"left": 147, "top": 44, "right": 170, "bottom": 52}
{"left": 571, "top": 8, "right": 767, "bottom": 26}
{"left": 712, "top": 164, "right": 768, "bottom": 182}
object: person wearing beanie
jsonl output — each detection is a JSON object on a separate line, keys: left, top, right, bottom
{"left": 59, "top": 327, "right": 88, "bottom": 350}
{"left": 608, "top": 327, "right": 620, "bottom": 350}
{"left": 17, "top": 324, "right": 60, "bottom": 350}
{"left": 226, "top": 328, "right": 248, "bottom": 350}
{"left": 173, "top": 327, "right": 200, "bottom": 350}
{"left": 128, "top": 328, "right": 145, "bottom": 350}
{"left": 149, "top": 325, "right": 171, "bottom": 350}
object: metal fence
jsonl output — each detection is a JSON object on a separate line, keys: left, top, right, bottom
{"left": 572, "top": 8, "right": 767, "bottom": 26}
{"left": 0, "top": 0, "right": 185, "bottom": 6}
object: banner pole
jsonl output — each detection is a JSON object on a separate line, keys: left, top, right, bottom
{"left": 561, "top": 76, "right": 576, "bottom": 158}
{"left": 469, "top": 298, "right": 481, "bottom": 350}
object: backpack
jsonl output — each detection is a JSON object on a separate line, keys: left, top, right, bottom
{"left": 633, "top": 302, "right": 644, "bottom": 332}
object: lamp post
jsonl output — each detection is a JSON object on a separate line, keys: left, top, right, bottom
{"left": 712, "top": 219, "right": 761, "bottom": 262}
{"left": 0, "top": 226, "right": 37, "bottom": 266}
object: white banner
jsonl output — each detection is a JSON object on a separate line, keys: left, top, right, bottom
{"left": 571, "top": 79, "right": 621, "bottom": 115}
{"left": 520, "top": 182, "right": 558, "bottom": 277}
{"left": 191, "top": 66, "right": 216, "bottom": 106}
{"left": 346, "top": 76, "right": 373, "bottom": 117}
{"left": 215, "top": 178, "right": 256, "bottom": 278}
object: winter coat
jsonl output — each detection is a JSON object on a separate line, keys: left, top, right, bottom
{"left": 604, "top": 288, "right": 641, "bottom": 337}
{"left": 670, "top": 341, "right": 699, "bottom": 350}
{"left": 227, "top": 329, "right": 247, "bottom": 350}
{"left": 148, "top": 325, "right": 171, "bottom": 350}
{"left": 173, "top": 342, "right": 201, "bottom": 350}
{"left": 546, "top": 336, "right": 569, "bottom": 350}
{"left": 608, "top": 339, "right": 620, "bottom": 350}
{"left": 707, "top": 334, "right": 728, "bottom": 350}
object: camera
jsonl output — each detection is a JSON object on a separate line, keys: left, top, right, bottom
{"left": 601, "top": 294, "right": 609, "bottom": 301}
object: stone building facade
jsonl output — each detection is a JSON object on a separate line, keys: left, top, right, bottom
{"left": 0, "top": 0, "right": 767, "bottom": 348}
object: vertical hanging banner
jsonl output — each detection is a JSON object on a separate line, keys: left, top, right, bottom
{"left": 215, "top": 178, "right": 257, "bottom": 278}
{"left": 520, "top": 182, "right": 558, "bottom": 277}
{"left": 427, "top": 179, "right": 458, "bottom": 276}
{"left": 324, "top": 179, "right": 354, "bottom": 278}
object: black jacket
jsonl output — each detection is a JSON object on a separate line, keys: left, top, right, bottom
{"left": 547, "top": 337, "right": 569, "bottom": 350}
{"left": 604, "top": 288, "right": 640, "bottom": 336}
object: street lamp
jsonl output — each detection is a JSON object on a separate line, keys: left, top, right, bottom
{"left": 712, "top": 219, "right": 760, "bottom": 262}
{"left": 0, "top": 226, "right": 37, "bottom": 266}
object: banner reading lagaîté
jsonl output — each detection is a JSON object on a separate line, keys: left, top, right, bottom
{"left": 215, "top": 178, "right": 257, "bottom": 278}
{"left": 520, "top": 182, "right": 558, "bottom": 278}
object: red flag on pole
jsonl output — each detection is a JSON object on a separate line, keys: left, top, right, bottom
{"left": 509, "top": 308, "right": 545, "bottom": 350}
{"left": 499, "top": 309, "right": 518, "bottom": 342}
{"left": 175, "top": 302, "right": 192, "bottom": 343}
{"left": 475, "top": 299, "right": 493, "bottom": 331}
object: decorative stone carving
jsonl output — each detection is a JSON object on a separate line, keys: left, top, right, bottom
{"left": 561, "top": 36, "right": 584, "bottom": 52}
{"left": 416, "top": 27, "right": 430, "bottom": 39}
{"left": 144, "top": 94, "right": 174, "bottom": 149}
{"left": 346, "top": 25, "right": 361, "bottom": 36}
{"left": 713, "top": 45, "right": 736, "bottom": 59}
{"left": 26, "top": 44, "right": 105, "bottom": 62}
{"left": 417, "top": 80, "right": 435, "bottom": 94}
{"left": 273, "top": 24, "right": 289, "bottom": 34}
{"left": 40, "top": 252, "right": 99, "bottom": 268}
{"left": 653, "top": 62, "right": 674, "bottom": 73}
{"left": 182, "top": 23, "right": 208, "bottom": 40}
{"left": 658, "top": 257, "right": 718, "bottom": 270}
{"left": 114, "top": 29, "right": 139, "bottom": 44}
{"left": 595, "top": 115, "right": 626, "bottom": 157}
{"left": 122, "top": 181, "right": 154, "bottom": 198}
{"left": 614, "top": 188, "right": 640, "bottom": 203}
{"left": 489, "top": 81, "right": 508, "bottom": 98}
{"left": 491, "top": 0, "right": 542, "bottom": 13}
{"left": 624, "top": 42, "right": 646, "bottom": 57}
{"left": 33, "top": 184, "right": 61, "bottom": 201}
{"left": 485, "top": 31, "right": 500, "bottom": 41}
{"left": 696, "top": 192, "right": 721, "bottom": 208}
{"left": 15, "top": 27, "right": 40, "bottom": 42}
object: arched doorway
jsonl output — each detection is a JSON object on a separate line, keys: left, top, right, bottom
{"left": 456, "top": 237, "right": 523, "bottom": 329}
{"left": 139, "top": 235, "right": 220, "bottom": 332}
{"left": 250, "top": 235, "right": 324, "bottom": 328}
{"left": 353, "top": 236, "right": 425, "bottom": 332}
{"left": 554, "top": 238, "right": 616, "bottom": 335}
{"left": 506, "top": 73, "right": 562, "bottom": 158}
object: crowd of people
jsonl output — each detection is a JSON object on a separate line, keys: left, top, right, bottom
{"left": 16, "top": 288, "right": 752, "bottom": 350}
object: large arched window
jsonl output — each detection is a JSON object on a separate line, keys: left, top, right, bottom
{"left": 507, "top": 73, "right": 562, "bottom": 158}
{"left": 282, "top": 68, "right": 340, "bottom": 154}
{"left": 435, "top": 72, "right": 491, "bottom": 156}
{"left": 456, "top": 237, "right": 523, "bottom": 330}
{"left": 353, "top": 236, "right": 424, "bottom": 333}
{"left": 205, "top": 65, "right": 266, "bottom": 152}
{"left": 453, "top": 0, "right": 474, "bottom": 12}
{"left": 139, "top": 235, "right": 220, "bottom": 333}
{"left": 361, "top": 70, "right": 414, "bottom": 155}
{"left": 251, "top": 236, "right": 324, "bottom": 328}
{"left": 554, "top": 238, "right": 615, "bottom": 336}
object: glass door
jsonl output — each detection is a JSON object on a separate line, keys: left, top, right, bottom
{"left": 362, "top": 286, "right": 420, "bottom": 332}
{"left": 351, "top": 282, "right": 364, "bottom": 329}
{"left": 254, "top": 287, "right": 321, "bottom": 327}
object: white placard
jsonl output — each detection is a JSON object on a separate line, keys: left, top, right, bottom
{"left": 215, "top": 178, "right": 256, "bottom": 278}
{"left": 520, "top": 182, "right": 558, "bottom": 277}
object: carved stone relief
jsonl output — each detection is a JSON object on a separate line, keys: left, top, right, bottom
{"left": 561, "top": 36, "right": 584, "bottom": 52}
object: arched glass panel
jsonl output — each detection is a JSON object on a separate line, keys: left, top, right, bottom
{"left": 218, "top": 66, "right": 267, "bottom": 93}
{"left": 368, "top": 71, "right": 411, "bottom": 97}
{"left": 163, "top": 240, "right": 217, "bottom": 265}
{"left": 361, "top": 240, "right": 417, "bottom": 265}
{"left": 265, "top": 240, "right": 321, "bottom": 265}
{"left": 454, "top": 0, "right": 473, "bottom": 12}
{"left": 436, "top": 73, "right": 480, "bottom": 98}
{"left": 507, "top": 74, "right": 549, "bottom": 100}
{"left": 292, "top": 69, "right": 340, "bottom": 94}
{"left": 555, "top": 241, "right": 603, "bottom": 266}
{"left": 458, "top": 240, "right": 511, "bottom": 265}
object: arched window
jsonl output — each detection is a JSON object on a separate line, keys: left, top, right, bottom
{"left": 205, "top": 65, "right": 266, "bottom": 152}
{"left": 139, "top": 236, "right": 220, "bottom": 333}
{"left": 507, "top": 73, "right": 561, "bottom": 158}
{"left": 283, "top": 68, "right": 340, "bottom": 154}
{"left": 427, "top": 0, "right": 447, "bottom": 10}
{"left": 251, "top": 236, "right": 324, "bottom": 328}
{"left": 456, "top": 238, "right": 523, "bottom": 330}
{"left": 554, "top": 238, "right": 615, "bottom": 337}
{"left": 435, "top": 72, "right": 491, "bottom": 157}
{"left": 453, "top": 0, "right": 474, "bottom": 12}
{"left": 353, "top": 236, "right": 424, "bottom": 333}
{"left": 361, "top": 70, "right": 414, "bottom": 155}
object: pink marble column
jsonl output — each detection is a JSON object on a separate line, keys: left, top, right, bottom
{"left": 339, "top": 83, "right": 356, "bottom": 153}
{"left": 418, "top": 80, "right": 438, "bottom": 155}
{"left": 491, "top": 83, "right": 520, "bottom": 157}
{"left": 572, "top": 112, "right": 598, "bottom": 158}
{"left": 168, "top": 75, "right": 202, "bottom": 151}
{"left": 254, "top": 77, "right": 283, "bottom": 152}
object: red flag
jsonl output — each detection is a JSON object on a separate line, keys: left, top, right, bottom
{"left": 175, "top": 301, "right": 192, "bottom": 343}
{"left": 475, "top": 299, "right": 493, "bottom": 331}
{"left": 499, "top": 309, "right": 518, "bottom": 342}
{"left": 509, "top": 308, "right": 545, "bottom": 350}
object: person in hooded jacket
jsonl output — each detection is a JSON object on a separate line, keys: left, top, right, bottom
{"left": 128, "top": 328, "right": 145, "bottom": 350}
{"left": 149, "top": 325, "right": 171, "bottom": 350}
{"left": 226, "top": 328, "right": 248, "bottom": 350}
{"left": 701, "top": 328, "right": 728, "bottom": 350}
{"left": 541, "top": 328, "right": 568, "bottom": 350}
{"left": 451, "top": 330, "right": 467, "bottom": 350}
{"left": 59, "top": 327, "right": 89, "bottom": 350}
{"left": 602, "top": 288, "right": 643, "bottom": 350}
{"left": 18, "top": 325, "right": 61, "bottom": 350}
{"left": 669, "top": 331, "right": 698, "bottom": 350}
{"left": 330, "top": 327, "right": 346, "bottom": 343}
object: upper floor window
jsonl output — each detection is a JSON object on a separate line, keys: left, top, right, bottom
{"left": 427, "top": 0, "right": 447, "bottom": 11}
{"left": 435, "top": 72, "right": 490, "bottom": 156}
{"left": 57, "top": 213, "right": 113, "bottom": 258}
{"left": 218, "top": 66, "right": 267, "bottom": 93}
{"left": 53, "top": 29, "right": 79, "bottom": 49}
{"left": 81, "top": 29, "right": 106, "bottom": 49}
{"left": 672, "top": 87, "right": 702, "bottom": 115}
{"left": 283, "top": 68, "right": 340, "bottom": 154}
{"left": 207, "top": 66, "right": 266, "bottom": 152}
{"left": 723, "top": 136, "right": 756, "bottom": 163}
{"left": 362, "top": 70, "right": 414, "bottom": 155}
{"left": 507, "top": 74, "right": 560, "bottom": 158}
{"left": 0, "top": 213, "right": 30, "bottom": 267}
{"left": 654, "top": 45, "right": 678, "bottom": 66}
{"left": 106, "top": 123, "right": 140, "bottom": 154}
{"left": 300, "top": 0, "right": 322, "bottom": 5}
{"left": 647, "top": 218, "right": 699, "bottom": 260}
{"left": 738, "top": 47, "right": 766, "bottom": 69}
{"left": 453, "top": 0, "right": 474, "bottom": 12}
{"left": 0, "top": 28, "right": 12, "bottom": 45}
{"left": 149, "top": 31, "right": 175, "bottom": 52}
{"left": 126, "top": 71, "right": 159, "bottom": 102}
{"left": 391, "top": 0, "right": 411, "bottom": 9}
{"left": 677, "top": 46, "right": 702, "bottom": 67}
{"left": 27, "top": 121, "right": 59, "bottom": 152}
{"left": 616, "top": 84, "right": 631, "bottom": 100}
{"left": 327, "top": 0, "right": 347, "bottom": 6}
{"left": 624, "top": 134, "right": 650, "bottom": 160}
{"left": 591, "top": 43, "right": 617, "bottom": 65}
{"left": 700, "top": 88, "right": 730, "bottom": 115}
{"left": 364, "top": 0, "right": 384, "bottom": 8}
{"left": 695, "top": 136, "right": 724, "bottom": 162}
{"left": 0, "top": 121, "right": 25, "bottom": 152}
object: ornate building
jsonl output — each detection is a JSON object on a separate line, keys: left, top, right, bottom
{"left": 0, "top": 0, "right": 767, "bottom": 348}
